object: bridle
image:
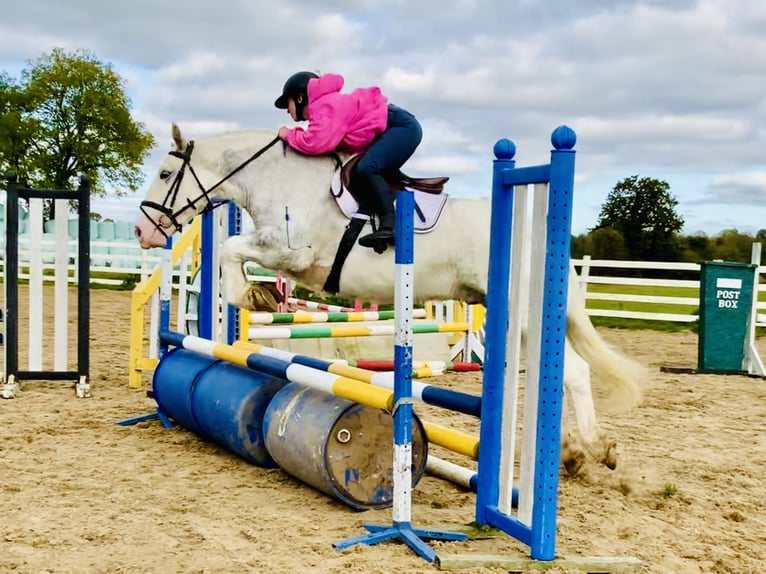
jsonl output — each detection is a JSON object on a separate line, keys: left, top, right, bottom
{"left": 140, "top": 135, "right": 281, "bottom": 238}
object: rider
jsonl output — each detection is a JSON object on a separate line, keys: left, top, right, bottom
{"left": 275, "top": 71, "right": 423, "bottom": 250}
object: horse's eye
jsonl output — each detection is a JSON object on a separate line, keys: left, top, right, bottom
{"left": 159, "top": 170, "right": 172, "bottom": 180}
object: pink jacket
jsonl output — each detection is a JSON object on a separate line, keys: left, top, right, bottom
{"left": 283, "top": 73, "right": 389, "bottom": 155}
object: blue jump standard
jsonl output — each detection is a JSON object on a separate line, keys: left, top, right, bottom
{"left": 117, "top": 408, "right": 174, "bottom": 429}
{"left": 333, "top": 522, "right": 467, "bottom": 563}
{"left": 332, "top": 191, "right": 467, "bottom": 562}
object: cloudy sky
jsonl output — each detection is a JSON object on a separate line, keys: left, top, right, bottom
{"left": 1, "top": 0, "right": 764, "bottom": 235}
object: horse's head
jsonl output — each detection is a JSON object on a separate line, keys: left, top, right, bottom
{"left": 134, "top": 123, "right": 221, "bottom": 248}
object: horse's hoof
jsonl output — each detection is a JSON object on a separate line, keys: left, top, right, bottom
{"left": 601, "top": 440, "right": 618, "bottom": 470}
{"left": 248, "top": 283, "right": 280, "bottom": 312}
{"left": 563, "top": 450, "right": 586, "bottom": 476}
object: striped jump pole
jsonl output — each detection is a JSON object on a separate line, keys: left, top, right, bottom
{"left": 349, "top": 359, "right": 481, "bottom": 373}
{"left": 425, "top": 456, "right": 518, "bottom": 507}
{"left": 292, "top": 357, "right": 466, "bottom": 380}
{"left": 159, "top": 331, "right": 480, "bottom": 459}
{"left": 333, "top": 191, "right": 467, "bottom": 561}
{"left": 161, "top": 330, "right": 391, "bottom": 409}
{"left": 285, "top": 297, "right": 357, "bottom": 313}
{"left": 245, "top": 308, "right": 426, "bottom": 324}
{"left": 232, "top": 340, "right": 481, "bottom": 417}
{"left": 246, "top": 321, "right": 469, "bottom": 341}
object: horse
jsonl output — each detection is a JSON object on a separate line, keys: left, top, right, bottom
{"left": 134, "top": 124, "right": 647, "bottom": 474}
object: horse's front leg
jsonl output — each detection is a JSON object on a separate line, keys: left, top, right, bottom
{"left": 220, "top": 234, "right": 280, "bottom": 312}
{"left": 563, "top": 339, "right": 618, "bottom": 473}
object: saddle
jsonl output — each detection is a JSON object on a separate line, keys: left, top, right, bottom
{"left": 331, "top": 155, "right": 450, "bottom": 234}
{"left": 323, "top": 155, "right": 450, "bottom": 294}
{"left": 340, "top": 154, "right": 449, "bottom": 195}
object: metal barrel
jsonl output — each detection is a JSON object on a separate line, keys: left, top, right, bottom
{"left": 152, "top": 348, "right": 288, "bottom": 467}
{"left": 263, "top": 382, "right": 428, "bottom": 510}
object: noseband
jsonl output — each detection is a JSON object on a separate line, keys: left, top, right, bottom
{"left": 140, "top": 135, "right": 281, "bottom": 238}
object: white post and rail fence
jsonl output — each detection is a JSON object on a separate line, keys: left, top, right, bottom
{"left": 2, "top": 232, "right": 766, "bottom": 325}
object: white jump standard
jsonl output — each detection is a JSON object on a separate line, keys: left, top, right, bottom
{"left": 2, "top": 175, "right": 91, "bottom": 399}
{"left": 333, "top": 190, "right": 468, "bottom": 561}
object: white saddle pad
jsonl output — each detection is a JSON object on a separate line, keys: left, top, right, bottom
{"left": 330, "top": 170, "right": 448, "bottom": 233}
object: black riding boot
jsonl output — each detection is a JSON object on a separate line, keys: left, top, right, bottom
{"left": 358, "top": 175, "right": 395, "bottom": 250}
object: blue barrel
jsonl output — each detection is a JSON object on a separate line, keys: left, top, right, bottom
{"left": 152, "top": 348, "right": 288, "bottom": 467}
{"left": 262, "top": 382, "right": 428, "bottom": 510}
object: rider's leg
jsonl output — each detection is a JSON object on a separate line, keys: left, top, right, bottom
{"left": 357, "top": 174, "right": 395, "bottom": 247}
{"left": 355, "top": 105, "right": 422, "bottom": 250}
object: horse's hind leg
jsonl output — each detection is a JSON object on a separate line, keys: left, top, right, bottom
{"left": 564, "top": 339, "right": 618, "bottom": 471}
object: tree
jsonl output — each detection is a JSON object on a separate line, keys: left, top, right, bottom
{"left": 570, "top": 233, "right": 591, "bottom": 259}
{"left": 0, "top": 48, "right": 155, "bottom": 217}
{"left": 595, "top": 175, "right": 684, "bottom": 260}
{"left": 0, "top": 74, "right": 38, "bottom": 180}
{"left": 589, "top": 226, "right": 628, "bottom": 260}
{"left": 679, "top": 233, "right": 713, "bottom": 263}
{"left": 712, "top": 229, "right": 755, "bottom": 263}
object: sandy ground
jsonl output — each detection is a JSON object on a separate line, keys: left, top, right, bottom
{"left": 1, "top": 287, "right": 765, "bottom": 574}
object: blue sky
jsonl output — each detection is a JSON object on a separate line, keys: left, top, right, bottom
{"left": 1, "top": 0, "right": 765, "bottom": 236}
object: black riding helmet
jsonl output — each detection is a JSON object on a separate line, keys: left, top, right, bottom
{"left": 274, "top": 71, "right": 319, "bottom": 115}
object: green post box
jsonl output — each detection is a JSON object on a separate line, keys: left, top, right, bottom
{"left": 698, "top": 261, "right": 757, "bottom": 373}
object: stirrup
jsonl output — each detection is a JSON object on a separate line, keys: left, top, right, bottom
{"left": 372, "top": 239, "right": 389, "bottom": 254}
{"left": 359, "top": 228, "right": 394, "bottom": 248}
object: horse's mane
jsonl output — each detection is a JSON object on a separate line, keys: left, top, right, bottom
{"left": 188, "top": 127, "right": 340, "bottom": 188}
{"left": 197, "top": 128, "right": 343, "bottom": 162}
{"left": 196, "top": 128, "right": 279, "bottom": 150}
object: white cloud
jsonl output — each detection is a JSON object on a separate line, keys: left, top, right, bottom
{"left": 314, "top": 13, "right": 363, "bottom": 48}
{"left": 162, "top": 52, "right": 230, "bottom": 82}
{"left": 382, "top": 67, "right": 436, "bottom": 94}
{"left": 702, "top": 172, "right": 766, "bottom": 204}
{"left": 408, "top": 155, "right": 484, "bottom": 176}
{"left": 418, "top": 120, "right": 472, "bottom": 149}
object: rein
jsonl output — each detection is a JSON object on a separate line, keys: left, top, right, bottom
{"left": 140, "top": 135, "right": 282, "bottom": 237}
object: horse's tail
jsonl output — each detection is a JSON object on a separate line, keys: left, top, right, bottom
{"left": 566, "top": 268, "right": 647, "bottom": 409}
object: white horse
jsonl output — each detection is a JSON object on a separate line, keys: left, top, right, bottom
{"left": 135, "top": 124, "right": 646, "bottom": 474}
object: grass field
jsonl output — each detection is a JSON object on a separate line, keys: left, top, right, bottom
{"left": 585, "top": 283, "right": 699, "bottom": 317}
{"left": 585, "top": 283, "right": 698, "bottom": 331}
{"left": 584, "top": 282, "right": 766, "bottom": 332}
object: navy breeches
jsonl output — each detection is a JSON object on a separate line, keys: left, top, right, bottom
{"left": 354, "top": 104, "right": 423, "bottom": 177}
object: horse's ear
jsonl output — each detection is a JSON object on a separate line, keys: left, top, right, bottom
{"left": 171, "top": 123, "right": 187, "bottom": 151}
